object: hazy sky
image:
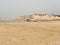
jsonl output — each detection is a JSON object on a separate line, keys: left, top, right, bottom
{"left": 0, "top": 0, "right": 60, "bottom": 18}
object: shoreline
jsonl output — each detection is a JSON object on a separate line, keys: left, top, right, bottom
{"left": 0, "top": 21, "right": 60, "bottom": 45}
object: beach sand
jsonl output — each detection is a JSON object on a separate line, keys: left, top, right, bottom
{"left": 0, "top": 21, "right": 60, "bottom": 45}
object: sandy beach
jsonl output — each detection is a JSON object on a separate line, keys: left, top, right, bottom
{"left": 0, "top": 21, "right": 60, "bottom": 45}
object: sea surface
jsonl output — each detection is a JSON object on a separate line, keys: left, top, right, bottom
{"left": 0, "top": 20, "right": 25, "bottom": 22}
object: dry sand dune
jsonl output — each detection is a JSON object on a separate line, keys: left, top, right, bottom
{"left": 0, "top": 21, "right": 60, "bottom": 45}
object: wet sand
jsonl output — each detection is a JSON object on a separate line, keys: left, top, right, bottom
{"left": 0, "top": 21, "right": 60, "bottom": 45}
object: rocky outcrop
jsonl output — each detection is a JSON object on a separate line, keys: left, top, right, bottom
{"left": 27, "top": 14, "right": 60, "bottom": 21}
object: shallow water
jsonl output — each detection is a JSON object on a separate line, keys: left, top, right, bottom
{"left": 0, "top": 20, "right": 25, "bottom": 22}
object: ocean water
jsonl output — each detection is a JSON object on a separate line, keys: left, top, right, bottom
{"left": 0, "top": 20, "right": 25, "bottom": 22}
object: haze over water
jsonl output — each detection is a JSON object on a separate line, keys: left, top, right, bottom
{"left": 0, "top": 0, "right": 60, "bottom": 18}
{"left": 0, "top": 20, "right": 25, "bottom": 22}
